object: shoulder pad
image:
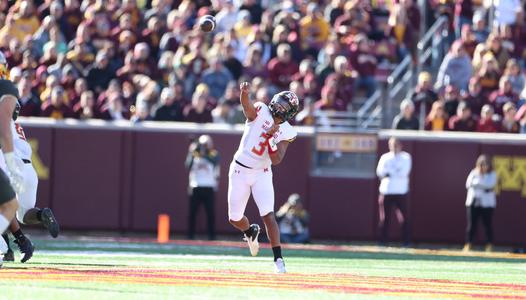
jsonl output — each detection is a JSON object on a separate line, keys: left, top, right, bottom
{"left": 275, "top": 121, "right": 297, "bottom": 143}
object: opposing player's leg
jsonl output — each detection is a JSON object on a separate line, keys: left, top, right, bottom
{"left": 0, "top": 169, "right": 19, "bottom": 268}
{"left": 18, "top": 164, "right": 59, "bottom": 238}
{"left": 228, "top": 163, "right": 260, "bottom": 256}
{"left": 0, "top": 169, "right": 18, "bottom": 233}
{"left": 8, "top": 218, "right": 33, "bottom": 263}
{"left": 1, "top": 233, "right": 13, "bottom": 261}
{"left": 252, "top": 169, "right": 285, "bottom": 273}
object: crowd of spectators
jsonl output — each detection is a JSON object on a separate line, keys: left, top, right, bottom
{"left": 0, "top": 0, "right": 421, "bottom": 125}
{"left": 394, "top": 0, "right": 526, "bottom": 134}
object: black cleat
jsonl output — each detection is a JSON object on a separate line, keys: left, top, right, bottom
{"left": 14, "top": 238, "right": 34, "bottom": 263}
{"left": 3, "top": 249, "right": 14, "bottom": 262}
{"left": 41, "top": 208, "right": 60, "bottom": 238}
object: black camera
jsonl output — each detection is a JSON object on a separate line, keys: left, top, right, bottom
{"left": 193, "top": 141, "right": 207, "bottom": 156}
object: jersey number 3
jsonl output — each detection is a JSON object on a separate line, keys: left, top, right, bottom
{"left": 251, "top": 132, "right": 269, "bottom": 156}
{"left": 15, "top": 123, "right": 27, "bottom": 141}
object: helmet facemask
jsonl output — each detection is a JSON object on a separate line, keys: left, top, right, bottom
{"left": 269, "top": 91, "right": 299, "bottom": 123}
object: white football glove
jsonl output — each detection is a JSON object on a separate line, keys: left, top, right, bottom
{"left": 4, "top": 152, "right": 24, "bottom": 194}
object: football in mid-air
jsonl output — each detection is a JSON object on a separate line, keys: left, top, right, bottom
{"left": 199, "top": 15, "right": 216, "bottom": 33}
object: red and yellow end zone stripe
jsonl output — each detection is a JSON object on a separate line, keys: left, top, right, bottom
{"left": 1, "top": 267, "right": 525, "bottom": 299}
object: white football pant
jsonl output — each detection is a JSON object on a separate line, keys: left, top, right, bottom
{"left": 16, "top": 164, "right": 38, "bottom": 224}
{"left": 228, "top": 161, "right": 274, "bottom": 221}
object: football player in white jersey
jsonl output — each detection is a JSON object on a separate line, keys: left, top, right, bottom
{"left": 0, "top": 100, "right": 60, "bottom": 263}
{"left": 228, "top": 82, "right": 299, "bottom": 273}
{"left": 0, "top": 53, "right": 24, "bottom": 267}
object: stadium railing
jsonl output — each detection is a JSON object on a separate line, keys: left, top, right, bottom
{"left": 311, "top": 16, "right": 450, "bottom": 178}
{"left": 315, "top": 16, "right": 450, "bottom": 132}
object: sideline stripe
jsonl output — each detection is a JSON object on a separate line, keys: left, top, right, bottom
{"left": 42, "top": 237, "right": 526, "bottom": 260}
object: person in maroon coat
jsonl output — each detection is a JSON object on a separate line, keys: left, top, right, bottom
{"left": 458, "top": 24, "right": 478, "bottom": 58}
{"left": 448, "top": 101, "right": 477, "bottom": 131}
{"left": 404, "top": 0, "right": 421, "bottom": 31}
{"left": 324, "top": 55, "right": 355, "bottom": 105}
{"left": 267, "top": 43, "right": 299, "bottom": 90}
{"left": 314, "top": 81, "right": 347, "bottom": 111}
{"left": 4, "top": 40, "right": 23, "bottom": 68}
{"left": 90, "top": 16, "right": 115, "bottom": 52}
{"left": 476, "top": 104, "right": 500, "bottom": 133}
{"left": 488, "top": 76, "right": 519, "bottom": 116}
{"left": 132, "top": 42, "right": 159, "bottom": 80}
{"left": 349, "top": 34, "right": 377, "bottom": 97}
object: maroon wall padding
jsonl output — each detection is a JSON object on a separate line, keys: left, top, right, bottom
{"left": 23, "top": 126, "right": 53, "bottom": 210}
{"left": 479, "top": 143, "right": 526, "bottom": 245}
{"left": 272, "top": 137, "right": 311, "bottom": 213}
{"left": 131, "top": 131, "right": 188, "bottom": 232}
{"left": 410, "top": 141, "right": 479, "bottom": 243}
{"left": 118, "top": 131, "right": 135, "bottom": 230}
{"left": 130, "top": 131, "right": 250, "bottom": 235}
{"left": 309, "top": 177, "right": 376, "bottom": 240}
{"left": 52, "top": 128, "right": 124, "bottom": 229}
{"left": 18, "top": 121, "right": 526, "bottom": 245}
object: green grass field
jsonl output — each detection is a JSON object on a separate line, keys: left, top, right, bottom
{"left": 1, "top": 235, "right": 526, "bottom": 300}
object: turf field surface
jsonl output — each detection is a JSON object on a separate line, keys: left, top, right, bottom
{"left": 1, "top": 236, "right": 525, "bottom": 300}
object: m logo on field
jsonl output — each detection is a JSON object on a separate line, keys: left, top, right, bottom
{"left": 493, "top": 156, "right": 526, "bottom": 197}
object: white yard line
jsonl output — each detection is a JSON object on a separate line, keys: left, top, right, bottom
{"left": 36, "top": 250, "right": 269, "bottom": 261}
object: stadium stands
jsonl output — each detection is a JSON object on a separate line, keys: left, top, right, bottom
{"left": 2, "top": 0, "right": 525, "bottom": 133}
{"left": 1, "top": 0, "right": 422, "bottom": 126}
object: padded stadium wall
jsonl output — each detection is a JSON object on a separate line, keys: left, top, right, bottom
{"left": 20, "top": 119, "right": 526, "bottom": 246}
